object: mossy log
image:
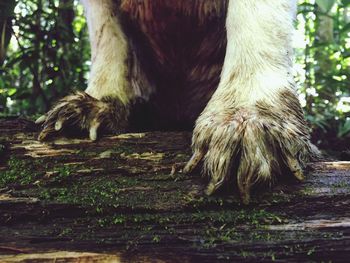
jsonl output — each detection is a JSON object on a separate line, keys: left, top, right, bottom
{"left": 0, "top": 117, "right": 350, "bottom": 262}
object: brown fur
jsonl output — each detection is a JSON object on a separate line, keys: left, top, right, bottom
{"left": 120, "top": 0, "right": 228, "bottom": 127}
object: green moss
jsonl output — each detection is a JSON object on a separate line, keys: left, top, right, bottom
{"left": 1, "top": 154, "right": 291, "bottom": 250}
{"left": 299, "top": 187, "right": 316, "bottom": 196}
{"left": 332, "top": 180, "right": 350, "bottom": 189}
{"left": 152, "top": 235, "right": 161, "bottom": 243}
{"left": 58, "top": 227, "right": 73, "bottom": 237}
{"left": 0, "top": 157, "right": 44, "bottom": 187}
{"left": 38, "top": 175, "right": 142, "bottom": 209}
{"left": 96, "top": 208, "right": 284, "bottom": 231}
{"left": 51, "top": 165, "right": 76, "bottom": 183}
{"left": 260, "top": 191, "right": 292, "bottom": 204}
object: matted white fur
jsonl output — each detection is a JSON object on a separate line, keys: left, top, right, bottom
{"left": 214, "top": 0, "right": 297, "bottom": 106}
{"left": 186, "top": 0, "right": 311, "bottom": 204}
{"left": 81, "top": 0, "right": 131, "bottom": 104}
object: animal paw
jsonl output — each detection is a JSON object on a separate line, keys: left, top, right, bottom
{"left": 37, "top": 92, "right": 129, "bottom": 141}
{"left": 185, "top": 97, "right": 316, "bottom": 204}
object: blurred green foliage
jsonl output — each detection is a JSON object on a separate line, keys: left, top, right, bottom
{"left": 295, "top": 0, "right": 350, "bottom": 147}
{"left": 0, "top": 0, "right": 349, "bottom": 148}
{"left": 0, "top": 0, "right": 89, "bottom": 114}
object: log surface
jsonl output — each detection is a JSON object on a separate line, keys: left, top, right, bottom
{"left": 0, "top": 118, "right": 350, "bottom": 262}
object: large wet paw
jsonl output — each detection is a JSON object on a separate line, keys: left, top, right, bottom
{"left": 37, "top": 92, "right": 129, "bottom": 141}
{"left": 184, "top": 95, "right": 317, "bottom": 204}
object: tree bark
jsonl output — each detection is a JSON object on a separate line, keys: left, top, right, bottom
{"left": 0, "top": 117, "right": 350, "bottom": 262}
{"left": 0, "top": 0, "right": 16, "bottom": 66}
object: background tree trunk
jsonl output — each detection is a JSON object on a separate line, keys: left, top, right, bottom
{"left": 0, "top": 0, "right": 16, "bottom": 66}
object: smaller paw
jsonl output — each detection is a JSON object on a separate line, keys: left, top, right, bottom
{"left": 37, "top": 92, "right": 128, "bottom": 141}
{"left": 185, "top": 106, "right": 315, "bottom": 204}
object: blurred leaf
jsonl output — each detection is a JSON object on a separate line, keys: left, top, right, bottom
{"left": 341, "top": 0, "right": 350, "bottom": 7}
{"left": 338, "top": 119, "right": 350, "bottom": 137}
{"left": 340, "top": 22, "right": 350, "bottom": 34}
{"left": 8, "top": 88, "right": 17, "bottom": 96}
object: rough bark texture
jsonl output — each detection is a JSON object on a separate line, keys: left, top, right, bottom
{"left": 0, "top": 117, "right": 350, "bottom": 262}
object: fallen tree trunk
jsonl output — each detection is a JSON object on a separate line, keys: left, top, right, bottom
{"left": 0, "top": 117, "right": 350, "bottom": 262}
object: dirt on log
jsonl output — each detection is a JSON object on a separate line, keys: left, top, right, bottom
{"left": 0, "top": 117, "right": 350, "bottom": 262}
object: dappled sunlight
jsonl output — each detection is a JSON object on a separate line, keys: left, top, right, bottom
{"left": 323, "top": 161, "right": 350, "bottom": 169}
{"left": 291, "top": 0, "right": 350, "bottom": 145}
{"left": 1, "top": 251, "right": 122, "bottom": 262}
{"left": 337, "top": 97, "right": 350, "bottom": 113}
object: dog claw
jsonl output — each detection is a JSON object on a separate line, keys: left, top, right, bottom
{"left": 89, "top": 122, "right": 100, "bottom": 141}
{"left": 287, "top": 156, "right": 305, "bottom": 181}
{"left": 55, "top": 120, "right": 63, "bottom": 131}
{"left": 184, "top": 151, "right": 204, "bottom": 174}
{"left": 35, "top": 115, "right": 46, "bottom": 124}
